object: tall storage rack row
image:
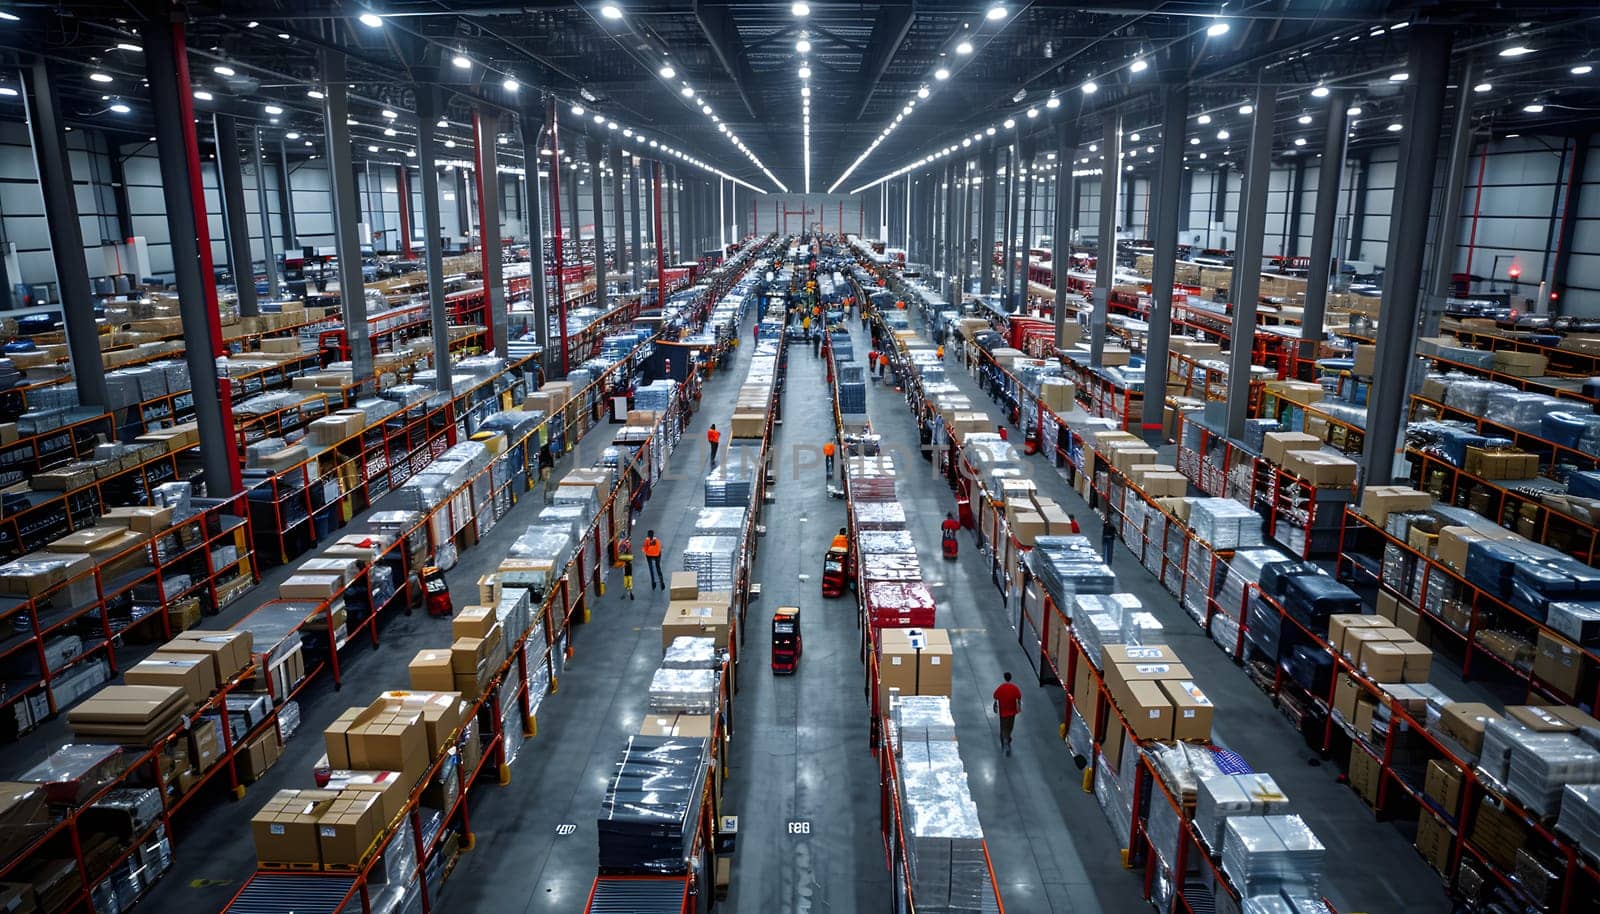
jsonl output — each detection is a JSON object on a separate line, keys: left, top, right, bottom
{"left": 858, "top": 251, "right": 1349, "bottom": 914}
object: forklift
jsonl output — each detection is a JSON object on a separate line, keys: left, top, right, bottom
{"left": 422, "top": 564, "right": 454, "bottom": 617}
{"left": 821, "top": 547, "right": 850, "bottom": 598}
{"left": 771, "top": 606, "right": 802, "bottom": 674}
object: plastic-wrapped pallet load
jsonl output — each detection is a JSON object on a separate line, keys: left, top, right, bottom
{"left": 845, "top": 454, "right": 898, "bottom": 501}
{"left": 662, "top": 636, "right": 721, "bottom": 670}
{"left": 692, "top": 507, "right": 747, "bottom": 538}
{"left": 1221, "top": 815, "right": 1325, "bottom": 899}
{"left": 893, "top": 695, "right": 957, "bottom": 746}
{"left": 1191, "top": 498, "right": 1265, "bottom": 549}
{"left": 1025, "top": 535, "right": 1116, "bottom": 607}
{"left": 859, "top": 530, "right": 916, "bottom": 554}
{"left": 704, "top": 460, "right": 756, "bottom": 507}
{"left": 851, "top": 500, "right": 907, "bottom": 531}
{"left": 681, "top": 535, "right": 739, "bottom": 592}
{"left": 896, "top": 736, "right": 997, "bottom": 914}
{"left": 646, "top": 668, "right": 720, "bottom": 715}
{"left": 1557, "top": 784, "right": 1600, "bottom": 857}
{"left": 1196, "top": 773, "right": 1291, "bottom": 854}
{"left": 597, "top": 735, "right": 709, "bottom": 874}
{"left": 1504, "top": 730, "right": 1600, "bottom": 817}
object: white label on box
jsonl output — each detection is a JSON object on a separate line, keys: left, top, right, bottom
{"left": 1133, "top": 664, "right": 1172, "bottom": 674}
{"left": 890, "top": 657, "right": 902, "bottom": 665}
{"left": 320, "top": 826, "right": 336, "bottom": 837}
{"left": 929, "top": 657, "right": 941, "bottom": 665}
{"left": 270, "top": 824, "right": 285, "bottom": 835}
{"left": 1124, "top": 648, "right": 1165, "bottom": 659}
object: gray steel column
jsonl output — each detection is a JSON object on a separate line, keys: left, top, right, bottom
{"left": 666, "top": 164, "right": 679, "bottom": 263}
{"left": 1002, "top": 145, "right": 1018, "bottom": 309}
{"left": 1284, "top": 158, "right": 1306, "bottom": 259}
{"left": 144, "top": 23, "right": 235, "bottom": 496}
{"left": 1090, "top": 110, "right": 1122, "bottom": 367}
{"left": 609, "top": 142, "right": 626, "bottom": 285}
{"left": 1054, "top": 120, "right": 1076, "bottom": 341}
{"left": 517, "top": 103, "right": 549, "bottom": 362}
{"left": 960, "top": 157, "right": 976, "bottom": 300}
{"left": 21, "top": 57, "right": 107, "bottom": 407}
{"left": 1018, "top": 149, "right": 1035, "bottom": 310}
{"left": 1426, "top": 60, "right": 1477, "bottom": 333}
{"left": 978, "top": 143, "right": 998, "bottom": 295}
{"left": 320, "top": 49, "right": 372, "bottom": 385}
{"left": 474, "top": 109, "right": 508, "bottom": 357}
{"left": 277, "top": 139, "right": 297, "bottom": 249}
{"left": 251, "top": 127, "right": 280, "bottom": 297}
{"left": 587, "top": 136, "right": 609, "bottom": 315}
{"left": 1363, "top": 27, "right": 1453, "bottom": 485}
{"left": 418, "top": 88, "right": 453, "bottom": 392}
{"left": 941, "top": 161, "right": 955, "bottom": 298}
{"left": 1346, "top": 150, "right": 1370, "bottom": 262}
{"left": 212, "top": 113, "right": 260, "bottom": 318}
{"left": 456, "top": 168, "right": 472, "bottom": 237}
{"left": 1224, "top": 81, "right": 1278, "bottom": 440}
{"left": 1145, "top": 83, "right": 1188, "bottom": 439}
{"left": 629, "top": 155, "right": 644, "bottom": 290}
{"left": 1552, "top": 139, "right": 1588, "bottom": 310}
{"left": 566, "top": 143, "right": 582, "bottom": 269}
{"left": 1301, "top": 91, "right": 1350, "bottom": 362}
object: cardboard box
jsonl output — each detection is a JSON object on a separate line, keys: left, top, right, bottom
{"left": 1161, "top": 679, "right": 1214, "bottom": 741}
{"left": 1395, "top": 641, "right": 1434, "bottom": 683}
{"left": 323, "top": 770, "right": 409, "bottom": 828}
{"left": 237, "top": 729, "right": 283, "bottom": 783}
{"left": 1344, "top": 625, "right": 1405, "bottom": 662}
{"left": 1439, "top": 702, "right": 1499, "bottom": 756}
{"left": 377, "top": 691, "right": 465, "bottom": 758}
{"left": 123, "top": 652, "right": 218, "bottom": 706}
{"left": 1359, "top": 641, "right": 1409, "bottom": 683}
{"left": 316, "top": 790, "right": 382, "bottom": 868}
{"left": 1283, "top": 449, "right": 1358, "bottom": 487}
{"left": 99, "top": 505, "right": 175, "bottom": 534}
{"left": 1263, "top": 431, "right": 1323, "bottom": 465}
{"left": 1469, "top": 795, "right": 1527, "bottom": 869}
{"left": 1330, "top": 614, "right": 1387, "bottom": 654}
{"left": 917, "top": 629, "right": 953, "bottom": 697}
{"left": 1122, "top": 680, "right": 1173, "bottom": 740}
{"left": 332, "top": 702, "right": 429, "bottom": 781}
{"left": 1104, "top": 659, "right": 1192, "bottom": 715}
{"left": 450, "top": 625, "right": 505, "bottom": 682}
{"left": 1424, "top": 758, "right": 1463, "bottom": 816}
{"left": 662, "top": 601, "right": 731, "bottom": 648}
{"left": 1534, "top": 630, "right": 1583, "bottom": 698}
{"left": 1347, "top": 742, "right": 1381, "bottom": 806}
{"left": 1492, "top": 349, "right": 1549, "bottom": 377}
{"left": 278, "top": 573, "right": 345, "bottom": 602}
{"left": 1358, "top": 486, "right": 1434, "bottom": 527}
{"left": 408, "top": 649, "right": 456, "bottom": 693}
{"left": 161, "top": 630, "right": 253, "bottom": 683}
{"left": 670, "top": 572, "right": 699, "bottom": 601}
{"left": 252, "top": 789, "right": 337, "bottom": 865}
{"left": 1436, "top": 526, "right": 1508, "bottom": 572}
{"left": 451, "top": 606, "right": 498, "bottom": 640}
{"left": 1415, "top": 810, "right": 1455, "bottom": 875}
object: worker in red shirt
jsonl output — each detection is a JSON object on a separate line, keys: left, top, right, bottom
{"left": 707, "top": 423, "right": 721, "bottom": 468}
{"left": 993, "top": 671, "right": 1022, "bottom": 756}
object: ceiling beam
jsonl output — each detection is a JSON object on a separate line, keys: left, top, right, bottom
{"left": 850, "top": 2, "right": 915, "bottom": 121}
{"left": 693, "top": 1, "right": 764, "bottom": 121}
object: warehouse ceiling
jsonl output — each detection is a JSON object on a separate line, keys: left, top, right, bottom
{"left": 0, "top": 2, "right": 1598, "bottom": 194}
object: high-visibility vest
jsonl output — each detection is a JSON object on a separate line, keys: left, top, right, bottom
{"left": 643, "top": 538, "right": 662, "bottom": 557}
{"left": 831, "top": 534, "right": 849, "bottom": 550}
{"left": 822, "top": 442, "right": 836, "bottom": 457}
{"left": 708, "top": 428, "right": 721, "bottom": 444}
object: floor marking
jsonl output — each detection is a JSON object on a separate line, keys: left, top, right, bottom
{"left": 556, "top": 823, "right": 577, "bottom": 836}
{"left": 787, "top": 819, "right": 813, "bottom": 836}
{"left": 797, "top": 573, "right": 811, "bottom": 581}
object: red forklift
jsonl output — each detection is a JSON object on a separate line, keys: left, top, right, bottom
{"left": 422, "top": 564, "right": 454, "bottom": 617}
{"left": 771, "top": 606, "right": 802, "bottom": 674}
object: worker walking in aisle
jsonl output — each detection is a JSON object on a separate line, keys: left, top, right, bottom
{"left": 708, "top": 423, "right": 721, "bottom": 468}
{"left": 937, "top": 343, "right": 945, "bottom": 361}
{"left": 752, "top": 323, "right": 760, "bottom": 346}
{"left": 617, "top": 536, "right": 636, "bottom": 601}
{"left": 823, "top": 439, "right": 836, "bottom": 480}
{"left": 643, "top": 531, "right": 665, "bottom": 590}
{"left": 1068, "top": 513, "right": 1081, "bottom": 534}
{"left": 993, "top": 672, "right": 1022, "bottom": 756}
{"left": 811, "top": 327, "right": 822, "bottom": 356}
{"left": 538, "top": 442, "right": 556, "bottom": 504}
{"left": 1101, "top": 509, "right": 1117, "bottom": 564}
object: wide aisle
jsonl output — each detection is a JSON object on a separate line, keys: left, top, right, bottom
{"left": 854, "top": 323, "right": 1148, "bottom": 914}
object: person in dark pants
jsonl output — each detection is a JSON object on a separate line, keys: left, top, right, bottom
{"left": 993, "top": 672, "right": 1022, "bottom": 756}
{"left": 642, "top": 530, "right": 665, "bottom": 589}
{"left": 707, "top": 423, "right": 721, "bottom": 468}
{"left": 1101, "top": 512, "right": 1117, "bottom": 564}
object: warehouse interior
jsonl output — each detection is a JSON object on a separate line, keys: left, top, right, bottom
{"left": 1, "top": 2, "right": 1600, "bottom": 914}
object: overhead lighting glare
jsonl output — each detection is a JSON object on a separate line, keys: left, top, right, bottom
{"left": 1026, "top": 107, "right": 1038, "bottom": 118}
{"left": 594, "top": 113, "right": 606, "bottom": 123}
{"left": 1003, "top": 118, "right": 1015, "bottom": 128}
{"left": 109, "top": 103, "right": 130, "bottom": 114}
{"left": 986, "top": 5, "right": 1007, "bottom": 20}
{"left": 213, "top": 64, "right": 235, "bottom": 77}
{"left": 1573, "top": 65, "right": 1594, "bottom": 75}
{"left": 1294, "top": 137, "right": 1307, "bottom": 146}
{"left": 1498, "top": 45, "right": 1533, "bottom": 58}
{"left": 1387, "top": 122, "right": 1402, "bottom": 132}
{"left": 659, "top": 65, "right": 675, "bottom": 78}
{"left": 1130, "top": 132, "right": 1140, "bottom": 141}
{"left": 571, "top": 104, "right": 585, "bottom": 115}
{"left": 600, "top": 3, "right": 623, "bottom": 19}
{"left": 285, "top": 132, "right": 300, "bottom": 139}
{"left": 917, "top": 86, "right": 930, "bottom": 99}
{"left": 934, "top": 67, "right": 950, "bottom": 80}
{"left": 1130, "top": 58, "right": 1148, "bottom": 73}
{"left": 792, "top": 1, "right": 809, "bottom": 15}
{"left": 956, "top": 40, "right": 974, "bottom": 55}
{"left": 1045, "top": 96, "right": 1060, "bottom": 108}
{"left": 264, "top": 104, "right": 283, "bottom": 115}
{"left": 1346, "top": 105, "right": 1362, "bottom": 116}
{"left": 194, "top": 90, "right": 213, "bottom": 101}
{"left": 1474, "top": 82, "right": 1492, "bottom": 93}
{"left": 115, "top": 42, "right": 142, "bottom": 52}
{"left": 1297, "top": 114, "right": 1312, "bottom": 124}
{"left": 307, "top": 89, "right": 324, "bottom": 99}
{"left": 1196, "top": 113, "right": 1211, "bottom": 125}
{"left": 1216, "top": 129, "right": 1229, "bottom": 139}
{"left": 1238, "top": 103, "right": 1253, "bottom": 115}
{"left": 1206, "top": 20, "right": 1230, "bottom": 37}
{"left": 503, "top": 77, "right": 519, "bottom": 91}
{"left": 1081, "top": 80, "right": 1098, "bottom": 94}
{"left": 1523, "top": 102, "right": 1545, "bottom": 112}
{"left": 452, "top": 54, "right": 471, "bottom": 69}
{"left": 1389, "top": 72, "right": 1407, "bottom": 81}
{"left": 0, "top": 11, "right": 18, "bottom": 20}
{"left": 1311, "top": 85, "right": 1329, "bottom": 98}
{"left": 358, "top": 12, "right": 383, "bottom": 27}
{"left": 798, "top": 65, "right": 811, "bottom": 79}
{"left": 90, "top": 72, "right": 112, "bottom": 83}
{"left": 0, "top": 87, "right": 17, "bottom": 97}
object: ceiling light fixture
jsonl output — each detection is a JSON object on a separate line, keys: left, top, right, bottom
{"left": 798, "top": 65, "right": 811, "bottom": 79}
{"left": 917, "top": 86, "right": 930, "bottom": 99}
{"left": 90, "top": 72, "right": 112, "bottom": 83}
{"left": 0, "top": 11, "right": 18, "bottom": 20}
{"left": 792, "top": 1, "right": 809, "bottom": 15}
{"left": 358, "top": 12, "right": 382, "bottom": 27}
{"left": 1081, "top": 80, "right": 1098, "bottom": 94}
{"left": 1389, "top": 72, "right": 1407, "bottom": 81}
{"left": 1311, "top": 84, "right": 1330, "bottom": 98}
{"left": 1499, "top": 44, "right": 1533, "bottom": 58}
{"left": 1573, "top": 64, "right": 1594, "bottom": 76}
{"left": 384, "top": 127, "right": 397, "bottom": 137}
{"left": 1523, "top": 101, "right": 1545, "bottom": 112}
{"left": 1130, "top": 58, "right": 1148, "bottom": 73}
{"left": 1474, "top": 82, "right": 1492, "bottom": 93}
{"left": 935, "top": 67, "right": 950, "bottom": 80}
{"left": 1197, "top": 113, "right": 1211, "bottom": 124}
{"left": 264, "top": 104, "right": 283, "bottom": 115}
{"left": 110, "top": 103, "right": 130, "bottom": 114}
{"left": 1297, "top": 114, "right": 1312, "bottom": 124}
{"left": 659, "top": 65, "right": 675, "bottom": 78}
{"left": 115, "top": 42, "right": 142, "bottom": 52}
{"left": 503, "top": 77, "right": 519, "bottom": 91}
{"left": 1026, "top": 107, "right": 1038, "bottom": 118}
{"left": 600, "top": 3, "right": 623, "bottom": 19}
{"left": 1387, "top": 122, "right": 1402, "bottom": 132}
{"left": 286, "top": 132, "right": 300, "bottom": 139}
{"left": 1238, "top": 103, "right": 1253, "bottom": 115}
{"left": 1003, "top": 118, "right": 1015, "bottom": 129}
{"left": 452, "top": 54, "right": 471, "bottom": 69}
{"left": 1216, "top": 129, "right": 1229, "bottom": 139}
{"left": 1130, "top": 132, "right": 1141, "bottom": 141}
{"left": 213, "top": 64, "right": 235, "bottom": 77}
{"left": 1046, "top": 96, "right": 1060, "bottom": 108}
{"left": 1206, "top": 19, "right": 1230, "bottom": 37}
{"left": 307, "top": 89, "right": 325, "bottom": 100}
{"left": 986, "top": 5, "right": 1007, "bottom": 21}
{"left": 594, "top": 113, "right": 607, "bottom": 123}
{"left": 381, "top": 108, "right": 397, "bottom": 118}
{"left": 194, "top": 90, "right": 213, "bottom": 101}
{"left": 796, "top": 38, "right": 811, "bottom": 54}
{"left": 956, "top": 40, "right": 974, "bottom": 55}
{"left": 571, "top": 104, "right": 585, "bottom": 115}
{"left": 1346, "top": 105, "right": 1362, "bottom": 116}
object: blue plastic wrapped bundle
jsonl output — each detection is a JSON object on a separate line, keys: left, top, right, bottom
{"left": 1465, "top": 540, "right": 1524, "bottom": 598}
{"left": 1542, "top": 411, "right": 1592, "bottom": 449}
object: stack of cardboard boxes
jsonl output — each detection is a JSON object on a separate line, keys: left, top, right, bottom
{"left": 1078, "top": 643, "right": 1215, "bottom": 770}
{"left": 877, "top": 628, "right": 953, "bottom": 707}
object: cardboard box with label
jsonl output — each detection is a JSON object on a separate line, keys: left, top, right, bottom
{"left": 1534, "top": 631, "right": 1584, "bottom": 698}
{"left": 123, "top": 653, "right": 217, "bottom": 706}
{"left": 670, "top": 572, "right": 699, "bottom": 601}
{"left": 1162, "top": 680, "right": 1214, "bottom": 741}
{"left": 1438, "top": 702, "right": 1499, "bottom": 756}
{"left": 251, "top": 789, "right": 337, "bottom": 866}
{"left": 662, "top": 601, "right": 731, "bottom": 648}
{"left": 408, "top": 649, "right": 456, "bottom": 693}
{"left": 377, "top": 691, "right": 465, "bottom": 759}
{"left": 1424, "top": 759, "right": 1463, "bottom": 816}
{"left": 161, "top": 630, "right": 253, "bottom": 683}
{"left": 1263, "top": 431, "right": 1323, "bottom": 465}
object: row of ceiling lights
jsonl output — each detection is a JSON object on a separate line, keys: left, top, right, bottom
{"left": 828, "top": 4, "right": 1011, "bottom": 194}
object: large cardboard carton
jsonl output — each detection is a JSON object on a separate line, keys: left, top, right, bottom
{"left": 1439, "top": 702, "right": 1500, "bottom": 756}
{"left": 1122, "top": 680, "right": 1173, "bottom": 740}
{"left": 1262, "top": 431, "right": 1323, "bottom": 465}
{"left": 1162, "top": 680, "right": 1214, "bottom": 741}
{"left": 161, "top": 630, "right": 253, "bottom": 684}
{"left": 1534, "top": 631, "right": 1583, "bottom": 698}
{"left": 251, "top": 789, "right": 338, "bottom": 866}
{"left": 123, "top": 653, "right": 217, "bottom": 706}
{"left": 377, "top": 691, "right": 466, "bottom": 758}
{"left": 1424, "top": 759, "right": 1463, "bottom": 816}
{"left": 662, "top": 601, "right": 731, "bottom": 648}
{"left": 316, "top": 790, "right": 383, "bottom": 868}
{"left": 670, "top": 572, "right": 699, "bottom": 601}
{"left": 408, "top": 649, "right": 455, "bottom": 693}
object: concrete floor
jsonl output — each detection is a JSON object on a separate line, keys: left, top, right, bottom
{"left": 53, "top": 298, "right": 1452, "bottom": 914}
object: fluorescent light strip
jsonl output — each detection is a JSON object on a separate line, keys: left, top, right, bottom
{"left": 562, "top": 102, "right": 769, "bottom": 194}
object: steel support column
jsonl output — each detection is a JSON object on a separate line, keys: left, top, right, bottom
{"left": 473, "top": 109, "right": 507, "bottom": 356}
{"left": 653, "top": 161, "right": 666, "bottom": 310}
{"left": 666, "top": 164, "right": 679, "bottom": 265}
{"left": 212, "top": 114, "right": 259, "bottom": 318}
{"left": 1090, "top": 110, "right": 1122, "bottom": 367}
{"left": 320, "top": 49, "right": 372, "bottom": 385}
{"left": 1426, "top": 61, "right": 1477, "bottom": 333}
{"left": 1144, "top": 83, "right": 1188, "bottom": 439}
{"left": 251, "top": 128, "right": 280, "bottom": 296}
{"left": 145, "top": 20, "right": 239, "bottom": 496}
{"left": 1552, "top": 138, "right": 1589, "bottom": 310}
{"left": 1223, "top": 82, "right": 1278, "bottom": 440}
{"left": 417, "top": 88, "right": 453, "bottom": 393}
{"left": 1363, "top": 27, "right": 1453, "bottom": 485}
{"left": 978, "top": 143, "right": 999, "bottom": 295}
{"left": 21, "top": 57, "right": 107, "bottom": 406}
{"left": 547, "top": 98, "right": 570, "bottom": 373}
{"left": 629, "top": 155, "right": 644, "bottom": 291}
{"left": 960, "top": 158, "right": 976, "bottom": 300}
{"left": 517, "top": 104, "right": 549, "bottom": 363}
{"left": 1002, "top": 145, "right": 1018, "bottom": 309}
{"left": 610, "top": 143, "right": 626, "bottom": 286}
{"left": 396, "top": 165, "right": 413, "bottom": 259}
{"left": 1300, "top": 91, "right": 1350, "bottom": 363}
{"left": 941, "top": 161, "right": 955, "bottom": 299}
{"left": 277, "top": 139, "right": 297, "bottom": 250}
{"left": 587, "top": 136, "right": 609, "bottom": 316}
{"left": 1284, "top": 158, "right": 1306, "bottom": 259}
{"left": 1346, "top": 150, "right": 1370, "bottom": 262}
{"left": 1017, "top": 149, "right": 1035, "bottom": 310}
{"left": 1054, "top": 120, "right": 1076, "bottom": 341}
